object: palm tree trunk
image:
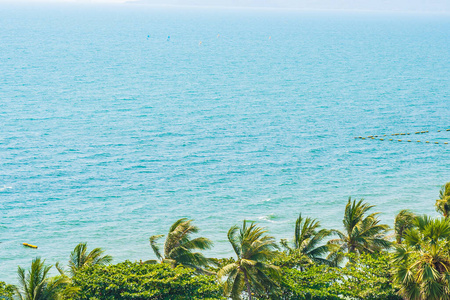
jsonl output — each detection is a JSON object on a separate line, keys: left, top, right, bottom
{"left": 348, "top": 241, "right": 355, "bottom": 253}
{"left": 243, "top": 269, "right": 252, "bottom": 300}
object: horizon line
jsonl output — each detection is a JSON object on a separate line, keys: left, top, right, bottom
{"left": 2, "top": 1, "right": 450, "bottom": 14}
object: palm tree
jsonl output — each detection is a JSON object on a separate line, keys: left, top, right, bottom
{"left": 54, "top": 243, "right": 108, "bottom": 298}
{"left": 435, "top": 182, "right": 450, "bottom": 217}
{"left": 328, "top": 198, "right": 391, "bottom": 264}
{"left": 218, "top": 220, "right": 281, "bottom": 300}
{"left": 149, "top": 218, "right": 214, "bottom": 273}
{"left": 392, "top": 215, "right": 450, "bottom": 300}
{"left": 15, "top": 257, "right": 70, "bottom": 300}
{"left": 64, "top": 242, "right": 112, "bottom": 277}
{"left": 394, "top": 209, "right": 416, "bottom": 244}
{"left": 281, "top": 214, "right": 333, "bottom": 266}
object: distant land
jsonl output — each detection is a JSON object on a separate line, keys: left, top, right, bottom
{"left": 5, "top": 0, "right": 450, "bottom": 14}
{"left": 128, "top": 0, "right": 450, "bottom": 13}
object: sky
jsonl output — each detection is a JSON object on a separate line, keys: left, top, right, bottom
{"left": 1, "top": 0, "right": 450, "bottom": 13}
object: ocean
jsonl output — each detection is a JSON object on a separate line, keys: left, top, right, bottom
{"left": 0, "top": 4, "right": 449, "bottom": 283}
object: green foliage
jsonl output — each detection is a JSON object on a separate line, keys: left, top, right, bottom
{"left": 339, "top": 253, "right": 401, "bottom": 300}
{"left": 0, "top": 282, "right": 15, "bottom": 300}
{"left": 70, "top": 260, "right": 224, "bottom": 300}
{"left": 208, "top": 257, "right": 236, "bottom": 273}
{"left": 394, "top": 210, "right": 416, "bottom": 244}
{"left": 65, "top": 251, "right": 400, "bottom": 300}
{"left": 10, "top": 193, "right": 450, "bottom": 300}
{"left": 218, "top": 220, "right": 281, "bottom": 300}
{"left": 435, "top": 182, "right": 450, "bottom": 217}
{"left": 281, "top": 214, "right": 333, "bottom": 266}
{"left": 328, "top": 198, "right": 391, "bottom": 265}
{"left": 149, "top": 218, "right": 215, "bottom": 273}
{"left": 278, "top": 265, "right": 341, "bottom": 300}
{"left": 271, "top": 251, "right": 313, "bottom": 269}
{"left": 15, "top": 257, "right": 71, "bottom": 300}
{"left": 66, "top": 242, "right": 112, "bottom": 277}
{"left": 275, "top": 252, "right": 400, "bottom": 300}
{"left": 392, "top": 215, "right": 450, "bottom": 300}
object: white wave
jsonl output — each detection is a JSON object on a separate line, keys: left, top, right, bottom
{"left": 257, "top": 213, "right": 279, "bottom": 223}
{"left": 0, "top": 185, "right": 12, "bottom": 192}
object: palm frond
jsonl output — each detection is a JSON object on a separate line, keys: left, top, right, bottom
{"left": 228, "top": 225, "right": 242, "bottom": 258}
{"left": 395, "top": 209, "right": 417, "bottom": 243}
{"left": 16, "top": 258, "right": 69, "bottom": 300}
{"left": 68, "top": 242, "right": 112, "bottom": 276}
{"left": 230, "top": 272, "right": 243, "bottom": 300}
{"left": 393, "top": 211, "right": 450, "bottom": 299}
{"left": 217, "top": 263, "right": 238, "bottom": 279}
{"left": 182, "top": 237, "right": 214, "bottom": 251}
{"left": 150, "top": 219, "right": 213, "bottom": 272}
{"left": 150, "top": 234, "right": 164, "bottom": 261}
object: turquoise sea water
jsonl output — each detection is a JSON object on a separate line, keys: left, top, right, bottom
{"left": 0, "top": 4, "right": 449, "bottom": 283}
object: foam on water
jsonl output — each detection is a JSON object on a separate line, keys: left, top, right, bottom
{"left": 0, "top": 5, "right": 449, "bottom": 282}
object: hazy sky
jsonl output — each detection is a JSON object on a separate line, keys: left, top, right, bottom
{"left": 2, "top": 0, "right": 450, "bottom": 13}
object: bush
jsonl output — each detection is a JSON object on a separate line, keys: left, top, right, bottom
{"left": 70, "top": 261, "right": 225, "bottom": 300}
{"left": 0, "top": 281, "right": 14, "bottom": 300}
{"left": 338, "top": 253, "right": 401, "bottom": 300}
{"left": 278, "top": 265, "right": 342, "bottom": 300}
{"left": 274, "top": 252, "right": 401, "bottom": 300}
